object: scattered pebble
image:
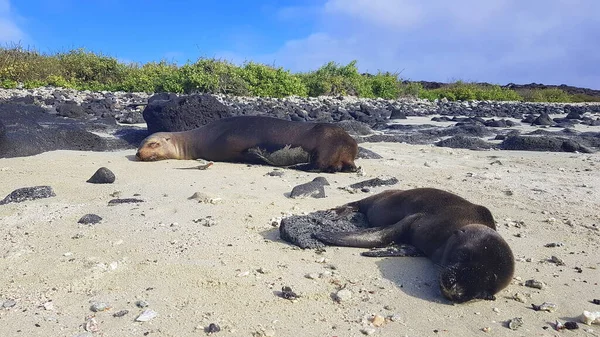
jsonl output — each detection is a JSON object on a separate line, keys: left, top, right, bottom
{"left": 42, "top": 301, "right": 54, "bottom": 311}
{"left": 90, "top": 302, "right": 111, "bottom": 312}
{"left": 531, "top": 302, "right": 557, "bottom": 312}
{"left": 108, "top": 198, "right": 144, "bottom": 205}
{"left": 564, "top": 321, "right": 579, "bottom": 330}
{"left": 193, "top": 216, "right": 218, "bottom": 227}
{"left": 78, "top": 214, "right": 103, "bottom": 225}
{"left": 525, "top": 279, "right": 545, "bottom": 289}
{"left": 360, "top": 327, "right": 376, "bottom": 335}
{"left": 0, "top": 185, "right": 56, "bottom": 205}
{"left": 135, "top": 300, "right": 149, "bottom": 308}
{"left": 305, "top": 273, "right": 319, "bottom": 280}
{"left": 2, "top": 299, "right": 16, "bottom": 308}
{"left": 549, "top": 255, "right": 565, "bottom": 265}
{"left": 188, "top": 192, "right": 221, "bottom": 204}
{"left": 86, "top": 167, "right": 115, "bottom": 184}
{"left": 388, "top": 314, "right": 401, "bottom": 322}
{"left": 280, "top": 286, "right": 298, "bottom": 301}
{"left": 135, "top": 309, "right": 158, "bottom": 322}
{"left": 206, "top": 323, "right": 221, "bottom": 334}
{"left": 482, "top": 327, "right": 491, "bottom": 332}
{"left": 508, "top": 317, "right": 523, "bottom": 330}
{"left": 112, "top": 310, "right": 129, "bottom": 317}
{"left": 592, "top": 299, "right": 600, "bottom": 305}
{"left": 370, "top": 314, "right": 385, "bottom": 327}
{"left": 84, "top": 317, "right": 99, "bottom": 332}
{"left": 334, "top": 288, "right": 352, "bottom": 302}
{"left": 545, "top": 242, "right": 565, "bottom": 248}
{"left": 512, "top": 293, "right": 527, "bottom": 303}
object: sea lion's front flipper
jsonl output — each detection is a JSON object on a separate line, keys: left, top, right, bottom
{"left": 313, "top": 213, "right": 424, "bottom": 248}
{"left": 361, "top": 244, "right": 425, "bottom": 257}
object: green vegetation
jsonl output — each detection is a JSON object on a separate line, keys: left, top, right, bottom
{"left": 1, "top": 46, "right": 598, "bottom": 102}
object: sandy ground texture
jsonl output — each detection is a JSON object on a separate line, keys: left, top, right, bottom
{"left": 1, "top": 143, "right": 599, "bottom": 337}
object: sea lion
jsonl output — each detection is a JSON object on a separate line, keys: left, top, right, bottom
{"left": 136, "top": 116, "right": 358, "bottom": 173}
{"left": 314, "top": 188, "right": 515, "bottom": 303}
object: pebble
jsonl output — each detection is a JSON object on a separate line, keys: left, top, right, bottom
{"left": 135, "top": 309, "right": 158, "bottom": 322}
{"left": 371, "top": 314, "right": 385, "bottom": 327}
{"left": 305, "top": 273, "right": 319, "bottom": 280}
{"left": 135, "top": 300, "right": 149, "bottom": 308}
{"left": 532, "top": 302, "right": 557, "bottom": 312}
{"left": 86, "top": 167, "right": 115, "bottom": 184}
{"left": 508, "top": 317, "right": 523, "bottom": 330}
{"left": 193, "top": 217, "right": 218, "bottom": 227}
{"left": 2, "top": 299, "right": 16, "bottom": 308}
{"left": 334, "top": 289, "right": 352, "bottom": 302}
{"left": 525, "top": 279, "right": 545, "bottom": 289}
{"left": 84, "top": 317, "right": 99, "bottom": 332}
{"left": 43, "top": 301, "right": 54, "bottom": 310}
{"left": 112, "top": 309, "right": 129, "bottom": 317}
{"left": 207, "top": 323, "right": 221, "bottom": 333}
{"left": 280, "top": 286, "right": 298, "bottom": 300}
{"left": 549, "top": 255, "right": 565, "bottom": 265}
{"left": 512, "top": 292, "right": 527, "bottom": 303}
{"left": 545, "top": 242, "right": 565, "bottom": 247}
{"left": 360, "top": 327, "right": 376, "bottom": 335}
{"left": 78, "top": 214, "right": 103, "bottom": 225}
{"left": 388, "top": 314, "right": 401, "bottom": 322}
{"left": 90, "top": 302, "right": 110, "bottom": 312}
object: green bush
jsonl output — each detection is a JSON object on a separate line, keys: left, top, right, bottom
{"left": 0, "top": 45, "right": 596, "bottom": 103}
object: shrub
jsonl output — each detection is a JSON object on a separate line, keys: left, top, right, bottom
{"left": 520, "top": 88, "right": 572, "bottom": 102}
{"left": 239, "top": 62, "right": 307, "bottom": 97}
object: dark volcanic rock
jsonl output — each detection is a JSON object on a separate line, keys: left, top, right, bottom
{"left": 389, "top": 107, "right": 407, "bottom": 119}
{"left": 108, "top": 198, "right": 144, "bottom": 205}
{"left": 532, "top": 112, "right": 555, "bottom": 126}
{"left": 0, "top": 186, "right": 56, "bottom": 205}
{"left": 279, "top": 209, "right": 370, "bottom": 249}
{"left": 500, "top": 136, "right": 593, "bottom": 153}
{"left": 56, "top": 101, "right": 87, "bottom": 118}
{"left": 435, "top": 135, "right": 496, "bottom": 150}
{"left": 0, "top": 102, "right": 139, "bottom": 158}
{"left": 87, "top": 167, "right": 116, "bottom": 184}
{"left": 289, "top": 177, "right": 330, "bottom": 199}
{"left": 78, "top": 214, "right": 103, "bottom": 224}
{"left": 348, "top": 177, "right": 398, "bottom": 189}
{"left": 357, "top": 147, "right": 383, "bottom": 159}
{"left": 142, "top": 94, "right": 232, "bottom": 133}
{"left": 336, "top": 120, "right": 374, "bottom": 136}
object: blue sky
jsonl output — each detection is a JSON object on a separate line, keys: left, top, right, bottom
{"left": 1, "top": 0, "right": 599, "bottom": 89}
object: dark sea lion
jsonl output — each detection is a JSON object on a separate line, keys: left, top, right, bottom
{"left": 314, "top": 188, "right": 515, "bottom": 303}
{"left": 136, "top": 116, "right": 358, "bottom": 173}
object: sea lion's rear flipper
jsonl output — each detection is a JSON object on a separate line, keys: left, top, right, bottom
{"left": 246, "top": 146, "right": 310, "bottom": 167}
{"left": 313, "top": 213, "right": 424, "bottom": 248}
{"left": 361, "top": 244, "right": 424, "bottom": 257}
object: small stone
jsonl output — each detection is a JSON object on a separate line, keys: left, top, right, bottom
{"left": 2, "top": 299, "right": 16, "bottom": 308}
{"left": 305, "top": 273, "right": 319, "bottom": 280}
{"left": 86, "top": 167, "right": 116, "bottom": 184}
{"left": 135, "top": 300, "right": 149, "bottom": 308}
{"left": 512, "top": 293, "right": 527, "bottom": 303}
{"left": 388, "top": 314, "right": 401, "bottom": 322}
{"left": 43, "top": 301, "right": 54, "bottom": 310}
{"left": 593, "top": 299, "right": 600, "bottom": 305}
{"left": 549, "top": 255, "right": 565, "bottom": 265}
{"left": 206, "top": 323, "right": 221, "bottom": 333}
{"left": 135, "top": 309, "right": 158, "bottom": 322}
{"left": 371, "top": 314, "right": 385, "bottom": 327}
{"left": 85, "top": 317, "right": 99, "bottom": 332}
{"left": 544, "top": 242, "right": 565, "bottom": 248}
{"left": 78, "top": 214, "right": 102, "bottom": 225}
{"left": 525, "top": 279, "right": 545, "bottom": 289}
{"left": 482, "top": 327, "right": 491, "bottom": 332}
{"left": 90, "top": 302, "right": 110, "bottom": 312}
{"left": 0, "top": 186, "right": 56, "bottom": 205}
{"left": 112, "top": 310, "right": 129, "bottom": 317}
{"left": 508, "top": 317, "right": 523, "bottom": 330}
{"left": 280, "top": 286, "right": 298, "bottom": 300}
{"left": 263, "top": 328, "right": 276, "bottom": 337}
{"left": 360, "top": 327, "right": 376, "bottom": 335}
{"left": 334, "top": 289, "right": 352, "bottom": 302}
{"left": 564, "top": 321, "right": 579, "bottom": 330}
{"left": 108, "top": 198, "right": 144, "bottom": 205}
{"left": 532, "top": 302, "right": 557, "bottom": 312}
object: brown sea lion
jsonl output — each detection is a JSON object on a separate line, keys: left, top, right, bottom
{"left": 135, "top": 116, "right": 358, "bottom": 173}
{"left": 314, "top": 188, "right": 515, "bottom": 303}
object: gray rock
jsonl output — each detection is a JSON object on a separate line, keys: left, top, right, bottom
{"left": 289, "top": 177, "right": 330, "bottom": 199}
{"left": 0, "top": 186, "right": 56, "bottom": 205}
{"left": 86, "top": 167, "right": 115, "bottom": 184}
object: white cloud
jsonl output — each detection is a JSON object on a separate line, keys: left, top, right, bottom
{"left": 252, "top": 0, "right": 600, "bottom": 88}
{"left": 0, "top": 0, "right": 26, "bottom": 44}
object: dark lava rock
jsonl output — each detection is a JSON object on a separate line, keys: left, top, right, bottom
{"left": 500, "top": 136, "right": 593, "bottom": 153}
{"left": 435, "top": 135, "right": 496, "bottom": 150}
{"left": 78, "top": 214, "right": 103, "bottom": 224}
{"left": 0, "top": 186, "right": 56, "bottom": 205}
{"left": 289, "top": 177, "right": 330, "bottom": 199}
{"left": 108, "top": 198, "right": 144, "bottom": 205}
{"left": 0, "top": 102, "right": 139, "bottom": 158}
{"left": 56, "top": 101, "right": 87, "bottom": 118}
{"left": 389, "top": 107, "right": 407, "bottom": 119}
{"left": 205, "top": 323, "right": 221, "bottom": 334}
{"left": 348, "top": 177, "right": 398, "bottom": 190}
{"left": 431, "top": 116, "right": 452, "bottom": 122}
{"left": 532, "top": 112, "right": 554, "bottom": 126}
{"left": 279, "top": 209, "right": 370, "bottom": 249}
{"left": 142, "top": 94, "right": 232, "bottom": 133}
{"left": 357, "top": 147, "right": 383, "bottom": 159}
{"left": 484, "top": 119, "right": 515, "bottom": 127}
{"left": 336, "top": 120, "right": 374, "bottom": 136}
{"left": 438, "top": 123, "right": 494, "bottom": 138}
{"left": 521, "top": 114, "right": 536, "bottom": 123}
{"left": 86, "top": 167, "right": 116, "bottom": 184}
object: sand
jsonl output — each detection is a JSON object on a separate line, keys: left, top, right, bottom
{"left": 1, "top": 143, "right": 599, "bottom": 337}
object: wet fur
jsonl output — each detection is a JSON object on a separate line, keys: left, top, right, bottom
{"left": 314, "top": 188, "right": 515, "bottom": 303}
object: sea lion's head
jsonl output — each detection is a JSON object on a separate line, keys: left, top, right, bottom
{"left": 136, "top": 132, "right": 180, "bottom": 161}
{"left": 439, "top": 225, "right": 514, "bottom": 303}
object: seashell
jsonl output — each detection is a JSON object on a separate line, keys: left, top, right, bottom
{"left": 136, "top": 309, "right": 158, "bottom": 322}
{"left": 580, "top": 311, "right": 600, "bottom": 325}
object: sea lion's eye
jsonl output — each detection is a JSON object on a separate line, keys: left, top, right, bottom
{"left": 164, "top": 137, "right": 171, "bottom": 141}
{"left": 149, "top": 142, "right": 160, "bottom": 149}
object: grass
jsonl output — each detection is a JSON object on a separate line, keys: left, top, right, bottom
{"left": 1, "top": 45, "right": 598, "bottom": 102}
